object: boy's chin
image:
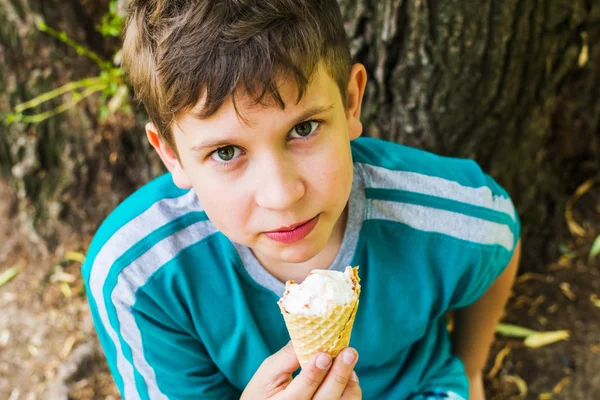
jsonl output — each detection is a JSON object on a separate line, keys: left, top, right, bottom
{"left": 255, "top": 242, "right": 325, "bottom": 265}
{"left": 276, "top": 250, "right": 319, "bottom": 264}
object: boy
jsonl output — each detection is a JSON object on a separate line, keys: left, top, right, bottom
{"left": 82, "top": 0, "right": 521, "bottom": 399}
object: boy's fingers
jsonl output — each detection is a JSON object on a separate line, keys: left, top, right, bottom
{"left": 340, "top": 371, "right": 362, "bottom": 399}
{"left": 284, "top": 352, "right": 333, "bottom": 399}
{"left": 262, "top": 341, "right": 300, "bottom": 375}
{"left": 247, "top": 341, "right": 299, "bottom": 395}
{"left": 312, "top": 348, "right": 359, "bottom": 400}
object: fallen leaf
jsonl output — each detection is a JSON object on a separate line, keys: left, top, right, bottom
{"left": 60, "top": 282, "right": 73, "bottom": 298}
{"left": 553, "top": 376, "right": 571, "bottom": 394}
{"left": 516, "top": 273, "right": 547, "bottom": 284}
{"left": 497, "top": 323, "right": 570, "bottom": 348}
{"left": 559, "top": 282, "right": 576, "bottom": 301}
{"left": 487, "top": 345, "right": 512, "bottom": 379}
{"left": 504, "top": 375, "right": 528, "bottom": 396}
{"left": 524, "top": 330, "right": 570, "bottom": 348}
{"left": 50, "top": 266, "right": 76, "bottom": 284}
{"left": 539, "top": 394, "right": 553, "bottom": 400}
{"left": 531, "top": 295, "right": 546, "bottom": 307}
{"left": 590, "top": 294, "right": 600, "bottom": 307}
{"left": 65, "top": 251, "right": 85, "bottom": 264}
{"left": 590, "top": 235, "right": 600, "bottom": 260}
{"left": 578, "top": 32, "right": 589, "bottom": 67}
{"left": 515, "top": 295, "right": 530, "bottom": 307}
{"left": 529, "top": 295, "right": 546, "bottom": 316}
{"left": 59, "top": 335, "right": 77, "bottom": 359}
{"left": 565, "top": 178, "right": 595, "bottom": 237}
{"left": 496, "top": 323, "right": 537, "bottom": 338}
{"left": 0, "top": 267, "right": 19, "bottom": 287}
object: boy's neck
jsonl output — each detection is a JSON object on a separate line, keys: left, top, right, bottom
{"left": 252, "top": 204, "right": 349, "bottom": 284}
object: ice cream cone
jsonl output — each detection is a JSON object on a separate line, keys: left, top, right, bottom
{"left": 278, "top": 266, "right": 361, "bottom": 367}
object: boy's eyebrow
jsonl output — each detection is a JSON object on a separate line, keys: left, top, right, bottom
{"left": 190, "top": 104, "right": 335, "bottom": 152}
{"left": 289, "top": 104, "right": 335, "bottom": 127}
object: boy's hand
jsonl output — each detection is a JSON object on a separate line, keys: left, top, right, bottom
{"left": 241, "top": 342, "right": 362, "bottom": 400}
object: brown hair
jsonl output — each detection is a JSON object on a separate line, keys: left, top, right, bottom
{"left": 122, "top": 0, "right": 352, "bottom": 151}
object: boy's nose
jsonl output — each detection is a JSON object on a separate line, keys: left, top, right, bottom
{"left": 254, "top": 158, "right": 305, "bottom": 210}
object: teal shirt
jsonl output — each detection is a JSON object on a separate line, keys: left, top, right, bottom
{"left": 82, "top": 137, "right": 520, "bottom": 399}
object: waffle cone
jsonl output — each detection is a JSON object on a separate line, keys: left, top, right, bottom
{"left": 278, "top": 266, "right": 361, "bottom": 367}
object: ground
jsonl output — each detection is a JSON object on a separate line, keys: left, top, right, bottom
{"left": 0, "top": 180, "right": 599, "bottom": 400}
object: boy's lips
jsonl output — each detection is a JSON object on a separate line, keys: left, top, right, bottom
{"left": 264, "top": 215, "right": 320, "bottom": 244}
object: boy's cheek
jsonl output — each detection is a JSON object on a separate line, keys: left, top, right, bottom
{"left": 312, "top": 149, "right": 353, "bottom": 194}
{"left": 196, "top": 190, "right": 250, "bottom": 235}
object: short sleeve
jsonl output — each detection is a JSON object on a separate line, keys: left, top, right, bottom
{"left": 84, "top": 262, "right": 241, "bottom": 400}
{"left": 449, "top": 172, "right": 521, "bottom": 309}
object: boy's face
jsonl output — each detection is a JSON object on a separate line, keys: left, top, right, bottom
{"left": 147, "top": 63, "right": 367, "bottom": 267}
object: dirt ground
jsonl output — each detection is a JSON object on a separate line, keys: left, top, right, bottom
{"left": 1, "top": 180, "right": 599, "bottom": 400}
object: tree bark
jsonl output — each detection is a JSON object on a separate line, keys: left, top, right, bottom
{"left": 338, "top": 0, "right": 600, "bottom": 270}
{"left": 1, "top": 0, "right": 599, "bottom": 269}
{"left": 0, "top": 0, "right": 162, "bottom": 251}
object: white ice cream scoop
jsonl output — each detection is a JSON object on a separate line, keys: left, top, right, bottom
{"left": 278, "top": 266, "right": 361, "bottom": 367}
{"left": 280, "top": 266, "right": 357, "bottom": 315}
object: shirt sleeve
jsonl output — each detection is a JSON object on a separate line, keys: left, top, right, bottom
{"left": 84, "top": 262, "right": 241, "bottom": 400}
{"left": 449, "top": 171, "right": 521, "bottom": 309}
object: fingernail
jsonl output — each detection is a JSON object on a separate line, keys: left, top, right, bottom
{"left": 316, "top": 353, "right": 332, "bottom": 370}
{"left": 351, "top": 371, "right": 359, "bottom": 382}
{"left": 342, "top": 349, "right": 357, "bottom": 365}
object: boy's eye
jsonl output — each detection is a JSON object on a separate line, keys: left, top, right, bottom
{"left": 290, "top": 121, "right": 319, "bottom": 138}
{"left": 211, "top": 146, "right": 241, "bottom": 162}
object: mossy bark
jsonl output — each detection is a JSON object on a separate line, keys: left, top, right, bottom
{"left": 0, "top": 0, "right": 162, "bottom": 250}
{"left": 1, "top": 0, "right": 599, "bottom": 269}
{"left": 338, "top": 0, "right": 600, "bottom": 270}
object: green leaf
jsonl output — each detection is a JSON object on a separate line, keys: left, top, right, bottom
{"left": 36, "top": 19, "right": 47, "bottom": 31}
{"left": 0, "top": 267, "right": 19, "bottom": 287}
{"left": 496, "top": 323, "right": 538, "bottom": 338}
{"left": 99, "top": 106, "right": 109, "bottom": 121}
{"left": 589, "top": 235, "right": 600, "bottom": 260}
{"left": 504, "top": 375, "right": 528, "bottom": 396}
{"left": 4, "top": 113, "right": 19, "bottom": 125}
{"left": 497, "top": 323, "right": 571, "bottom": 348}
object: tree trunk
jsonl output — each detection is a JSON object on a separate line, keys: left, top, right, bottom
{"left": 0, "top": 0, "right": 162, "bottom": 251}
{"left": 338, "top": 0, "right": 600, "bottom": 270}
{"left": 1, "top": 0, "right": 599, "bottom": 270}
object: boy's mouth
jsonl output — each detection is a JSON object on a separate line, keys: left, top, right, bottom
{"left": 264, "top": 215, "right": 320, "bottom": 244}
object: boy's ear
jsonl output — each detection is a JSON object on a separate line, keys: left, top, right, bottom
{"left": 346, "top": 63, "right": 367, "bottom": 140}
{"left": 145, "top": 122, "right": 192, "bottom": 189}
